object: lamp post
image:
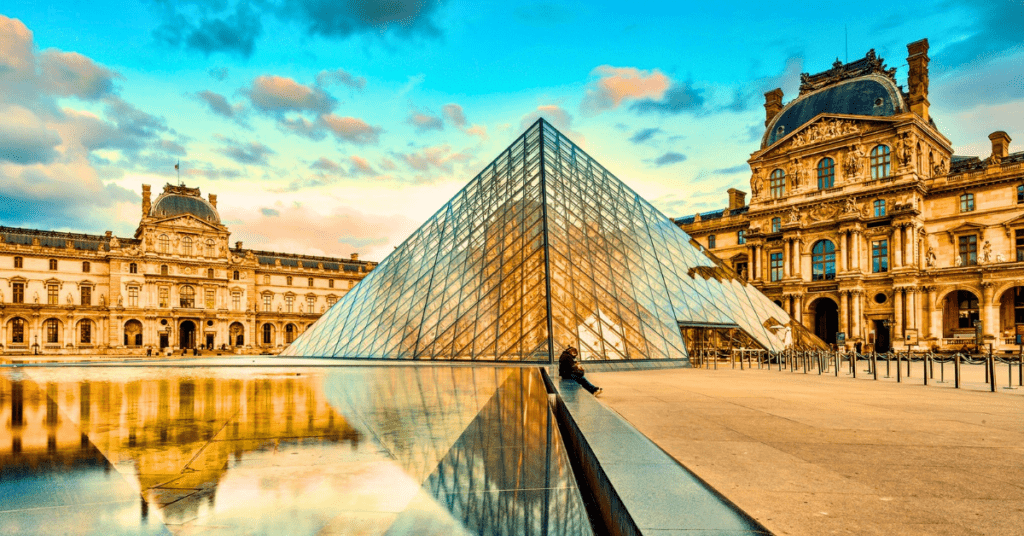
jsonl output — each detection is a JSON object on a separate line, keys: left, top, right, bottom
{"left": 32, "top": 334, "right": 39, "bottom": 355}
{"left": 881, "top": 317, "right": 893, "bottom": 353}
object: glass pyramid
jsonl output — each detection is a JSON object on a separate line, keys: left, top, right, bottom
{"left": 283, "top": 119, "right": 814, "bottom": 362}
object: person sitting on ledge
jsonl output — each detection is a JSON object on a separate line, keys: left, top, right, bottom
{"left": 558, "top": 346, "right": 602, "bottom": 396}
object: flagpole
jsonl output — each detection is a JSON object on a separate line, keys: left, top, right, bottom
{"left": 175, "top": 160, "right": 180, "bottom": 185}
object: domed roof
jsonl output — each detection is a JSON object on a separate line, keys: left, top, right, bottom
{"left": 763, "top": 75, "right": 904, "bottom": 148}
{"left": 149, "top": 185, "right": 220, "bottom": 224}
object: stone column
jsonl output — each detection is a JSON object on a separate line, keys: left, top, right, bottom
{"left": 853, "top": 290, "right": 862, "bottom": 340}
{"left": 906, "top": 224, "right": 916, "bottom": 269}
{"left": 792, "top": 239, "right": 801, "bottom": 278}
{"left": 837, "top": 231, "right": 846, "bottom": 273}
{"left": 853, "top": 230, "right": 863, "bottom": 272}
{"left": 982, "top": 282, "right": 998, "bottom": 342}
{"left": 929, "top": 288, "right": 943, "bottom": 342}
{"left": 783, "top": 240, "right": 790, "bottom": 279}
{"left": 893, "top": 288, "right": 904, "bottom": 344}
{"left": 893, "top": 226, "right": 903, "bottom": 268}
{"left": 840, "top": 291, "right": 850, "bottom": 338}
{"left": 906, "top": 289, "right": 917, "bottom": 336}
{"left": 794, "top": 294, "right": 803, "bottom": 323}
{"left": 748, "top": 246, "right": 756, "bottom": 282}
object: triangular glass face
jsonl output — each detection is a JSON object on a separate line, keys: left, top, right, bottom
{"left": 284, "top": 119, "right": 810, "bottom": 362}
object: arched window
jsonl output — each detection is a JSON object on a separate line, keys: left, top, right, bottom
{"left": 870, "top": 145, "right": 891, "bottom": 179}
{"left": 811, "top": 240, "right": 836, "bottom": 281}
{"left": 159, "top": 234, "right": 170, "bottom": 253}
{"left": 180, "top": 285, "right": 195, "bottom": 308}
{"left": 205, "top": 239, "right": 215, "bottom": 257}
{"left": 233, "top": 270, "right": 240, "bottom": 280}
{"left": 11, "top": 318, "right": 25, "bottom": 344}
{"left": 262, "top": 323, "right": 273, "bottom": 345}
{"left": 817, "top": 158, "right": 835, "bottom": 190}
{"left": 45, "top": 318, "right": 60, "bottom": 343}
{"left": 770, "top": 169, "right": 786, "bottom": 198}
{"left": 285, "top": 324, "right": 296, "bottom": 343}
{"left": 161, "top": 265, "right": 168, "bottom": 276}
{"left": 207, "top": 268, "right": 214, "bottom": 278}
{"left": 129, "top": 262, "right": 138, "bottom": 274}
{"left": 82, "top": 261, "right": 91, "bottom": 273}
{"left": 182, "top": 236, "right": 193, "bottom": 256}
{"left": 79, "top": 320, "right": 92, "bottom": 344}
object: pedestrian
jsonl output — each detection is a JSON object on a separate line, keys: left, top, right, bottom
{"left": 558, "top": 346, "right": 602, "bottom": 396}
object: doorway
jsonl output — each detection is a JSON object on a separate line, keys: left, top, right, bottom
{"left": 811, "top": 298, "right": 839, "bottom": 346}
{"left": 873, "top": 319, "right": 890, "bottom": 352}
{"left": 206, "top": 333, "right": 214, "bottom": 350}
{"left": 179, "top": 320, "right": 196, "bottom": 349}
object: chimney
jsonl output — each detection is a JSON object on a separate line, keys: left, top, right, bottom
{"left": 764, "top": 88, "right": 784, "bottom": 127}
{"left": 104, "top": 231, "right": 112, "bottom": 238}
{"left": 209, "top": 193, "right": 217, "bottom": 208}
{"left": 235, "top": 241, "right": 243, "bottom": 249}
{"left": 727, "top": 188, "right": 747, "bottom": 210}
{"left": 350, "top": 253, "right": 359, "bottom": 261}
{"left": 906, "top": 39, "right": 930, "bottom": 122}
{"left": 989, "top": 131, "right": 1011, "bottom": 162}
{"left": 141, "top": 184, "right": 152, "bottom": 215}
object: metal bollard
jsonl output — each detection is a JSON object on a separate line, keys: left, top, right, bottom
{"left": 906, "top": 350, "right": 911, "bottom": 378}
{"left": 852, "top": 352, "right": 857, "bottom": 379}
{"left": 923, "top": 354, "right": 929, "bottom": 386}
{"left": 872, "top": 352, "right": 878, "bottom": 381}
{"left": 885, "top": 353, "right": 891, "bottom": 379}
{"left": 1006, "top": 356, "right": 1016, "bottom": 390}
{"left": 988, "top": 349, "right": 996, "bottom": 393}
{"left": 896, "top": 351, "right": 902, "bottom": 383}
{"left": 954, "top": 353, "right": 961, "bottom": 389}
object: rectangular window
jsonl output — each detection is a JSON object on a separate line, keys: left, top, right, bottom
{"left": 81, "top": 286, "right": 91, "bottom": 306}
{"left": 873, "top": 199, "right": 886, "bottom": 217}
{"left": 307, "top": 296, "right": 315, "bottom": 312}
{"left": 1018, "top": 185, "right": 1024, "bottom": 204}
{"left": 128, "top": 287, "right": 139, "bottom": 307}
{"left": 48, "top": 284, "right": 58, "bottom": 305}
{"left": 159, "top": 287, "right": 169, "bottom": 307}
{"left": 82, "top": 261, "right": 90, "bottom": 273}
{"left": 770, "top": 252, "right": 784, "bottom": 282}
{"left": 958, "top": 235, "right": 977, "bottom": 266}
{"left": 771, "top": 217, "right": 781, "bottom": 233}
{"left": 263, "top": 275, "right": 270, "bottom": 284}
{"left": 327, "top": 296, "right": 337, "bottom": 306}
{"left": 263, "top": 294, "right": 272, "bottom": 312}
{"left": 1016, "top": 230, "right": 1024, "bottom": 262}
{"left": 129, "top": 263, "right": 138, "bottom": 274}
{"left": 80, "top": 322, "right": 91, "bottom": 344}
{"left": 285, "top": 295, "right": 294, "bottom": 313}
{"left": 960, "top": 193, "right": 975, "bottom": 212}
{"left": 11, "top": 319, "right": 24, "bottom": 343}
{"left": 737, "top": 230, "right": 746, "bottom": 245}
{"left": 308, "top": 277, "right": 314, "bottom": 287}
{"left": 13, "top": 282, "right": 24, "bottom": 304}
{"left": 49, "top": 259, "right": 57, "bottom": 270}
{"left": 205, "top": 289, "right": 215, "bottom": 309}
{"left": 13, "top": 256, "right": 22, "bottom": 268}
{"left": 707, "top": 234, "right": 716, "bottom": 249}
{"left": 232, "top": 291, "right": 241, "bottom": 311}
{"left": 46, "top": 320, "right": 58, "bottom": 343}
{"left": 871, "top": 240, "right": 888, "bottom": 273}
{"left": 328, "top": 279, "right": 334, "bottom": 288}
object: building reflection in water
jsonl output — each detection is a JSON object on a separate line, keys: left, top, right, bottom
{"left": 0, "top": 366, "right": 592, "bottom": 535}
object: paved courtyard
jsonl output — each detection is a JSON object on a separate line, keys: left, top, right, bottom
{"left": 591, "top": 366, "right": 1024, "bottom": 535}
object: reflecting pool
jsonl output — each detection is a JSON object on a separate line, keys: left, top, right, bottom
{"left": 0, "top": 365, "right": 592, "bottom": 535}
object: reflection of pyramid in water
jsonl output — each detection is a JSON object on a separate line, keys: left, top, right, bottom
{"left": 285, "top": 119, "right": 801, "bottom": 361}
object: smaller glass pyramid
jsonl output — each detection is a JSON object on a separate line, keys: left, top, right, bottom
{"left": 284, "top": 119, "right": 819, "bottom": 362}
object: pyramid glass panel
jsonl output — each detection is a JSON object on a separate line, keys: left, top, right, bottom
{"left": 283, "top": 119, "right": 823, "bottom": 362}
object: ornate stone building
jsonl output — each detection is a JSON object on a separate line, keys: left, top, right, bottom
{"left": 679, "top": 39, "right": 1024, "bottom": 352}
{"left": 0, "top": 184, "right": 376, "bottom": 356}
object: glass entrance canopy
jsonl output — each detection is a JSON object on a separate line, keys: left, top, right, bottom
{"left": 284, "top": 119, "right": 820, "bottom": 362}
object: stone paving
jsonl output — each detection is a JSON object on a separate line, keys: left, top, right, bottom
{"left": 591, "top": 366, "right": 1024, "bottom": 536}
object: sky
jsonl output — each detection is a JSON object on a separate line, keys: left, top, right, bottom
{"left": 1, "top": 1, "right": 1021, "bottom": 261}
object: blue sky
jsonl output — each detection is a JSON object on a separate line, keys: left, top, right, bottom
{"left": 1, "top": 1, "right": 1021, "bottom": 260}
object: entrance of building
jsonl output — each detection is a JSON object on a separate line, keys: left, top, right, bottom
{"left": 179, "top": 320, "right": 196, "bottom": 349}
{"left": 812, "top": 298, "right": 839, "bottom": 346}
{"left": 873, "top": 319, "right": 890, "bottom": 352}
{"left": 206, "top": 333, "right": 214, "bottom": 350}
{"left": 159, "top": 333, "right": 169, "bottom": 349}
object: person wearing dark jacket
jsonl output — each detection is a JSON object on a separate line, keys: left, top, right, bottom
{"left": 558, "top": 346, "right": 601, "bottom": 396}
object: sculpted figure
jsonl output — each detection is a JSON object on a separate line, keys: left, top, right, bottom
{"left": 787, "top": 207, "right": 799, "bottom": 223}
{"left": 750, "top": 172, "right": 763, "bottom": 197}
{"left": 982, "top": 241, "right": 992, "bottom": 263}
{"left": 110, "top": 236, "right": 120, "bottom": 248}
{"left": 925, "top": 247, "right": 936, "bottom": 268}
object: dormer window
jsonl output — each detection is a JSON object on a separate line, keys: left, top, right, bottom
{"left": 870, "top": 145, "right": 891, "bottom": 179}
{"left": 817, "top": 158, "right": 834, "bottom": 190}
{"left": 770, "top": 169, "right": 786, "bottom": 198}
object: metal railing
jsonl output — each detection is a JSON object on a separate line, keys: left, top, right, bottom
{"left": 702, "top": 347, "right": 1024, "bottom": 392}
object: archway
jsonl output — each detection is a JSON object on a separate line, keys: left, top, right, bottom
{"left": 809, "top": 297, "right": 839, "bottom": 346}
{"left": 998, "top": 286, "right": 1024, "bottom": 344}
{"left": 230, "top": 322, "right": 245, "bottom": 346}
{"left": 261, "top": 323, "right": 275, "bottom": 346}
{"left": 179, "top": 320, "right": 196, "bottom": 349}
{"left": 285, "top": 323, "right": 297, "bottom": 344}
{"left": 124, "top": 319, "right": 143, "bottom": 347}
{"left": 940, "top": 290, "right": 979, "bottom": 341}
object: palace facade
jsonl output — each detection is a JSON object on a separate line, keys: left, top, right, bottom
{"left": 678, "top": 39, "right": 1024, "bottom": 353}
{"left": 0, "top": 184, "right": 376, "bottom": 356}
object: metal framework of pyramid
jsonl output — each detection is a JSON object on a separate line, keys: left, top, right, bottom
{"left": 284, "top": 119, "right": 813, "bottom": 362}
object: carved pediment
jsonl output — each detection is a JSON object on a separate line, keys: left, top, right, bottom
{"left": 758, "top": 114, "right": 897, "bottom": 157}
{"left": 151, "top": 215, "right": 220, "bottom": 231}
{"left": 945, "top": 221, "right": 986, "bottom": 241}
{"left": 1001, "top": 214, "right": 1024, "bottom": 236}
